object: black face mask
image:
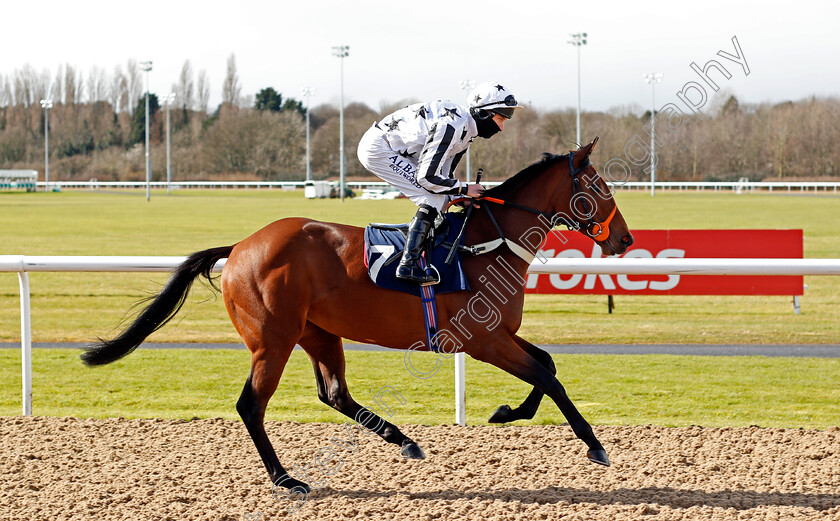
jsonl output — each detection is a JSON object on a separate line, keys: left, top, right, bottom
{"left": 474, "top": 113, "right": 500, "bottom": 139}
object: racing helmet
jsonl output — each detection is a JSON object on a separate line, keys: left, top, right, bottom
{"left": 468, "top": 82, "right": 524, "bottom": 120}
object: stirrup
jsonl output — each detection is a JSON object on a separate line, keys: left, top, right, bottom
{"left": 396, "top": 263, "right": 439, "bottom": 285}
{"left": 420, "top": 264, "right": 441, "bottom": 287}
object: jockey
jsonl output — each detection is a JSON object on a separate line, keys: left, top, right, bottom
{"left": 357, "top": 82, "right": 523, "bottom": 284}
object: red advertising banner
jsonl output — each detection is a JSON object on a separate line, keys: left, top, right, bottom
{"left": 526, "top": 230, "right": 803, "bottom": 296}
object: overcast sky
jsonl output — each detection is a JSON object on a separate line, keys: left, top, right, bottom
{"left": 4, "top": 0, "right": 838, "bottom": 114}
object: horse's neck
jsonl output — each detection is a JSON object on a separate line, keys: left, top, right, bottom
{"left": 465, "top": 171, "right": 561, "bottom": 277}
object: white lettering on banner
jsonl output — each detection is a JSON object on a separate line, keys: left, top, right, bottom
{"left": 584, "top": 244, "right": 617, "bottom": 290}
{"left": 528, "top": 246, "right": 687, "bottom": 291}
{"left": 551, "top": 249, "right": 585, "bottom": 289}
{"left": 650, "top": 248, "right": 685, "bottom": 290}
{"left": 616, "top": 249, "right": 652, "bottom": 290}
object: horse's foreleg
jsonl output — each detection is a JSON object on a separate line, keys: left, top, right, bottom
{"left": 488, "top": 335, "right": 555, "bottom": 423}
{"left": 299, "top": 324, "right": 425, "bottom": 460}
{"left": 473, "top": 338, "right": 609, "bottom": 466}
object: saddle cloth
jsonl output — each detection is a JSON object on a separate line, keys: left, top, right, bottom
{"left": 364, "top": 213, "right": 470, "bottom": 297}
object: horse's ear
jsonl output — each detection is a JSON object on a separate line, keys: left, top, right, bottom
{"left": 584, "top": 136, "right": 599, "bottom": 157}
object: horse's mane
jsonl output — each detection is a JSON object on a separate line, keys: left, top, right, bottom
{"left": 483, "top": 153, "right": 569, "bottom": 199}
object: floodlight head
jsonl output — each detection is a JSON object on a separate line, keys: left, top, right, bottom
{"left": 567, "top": 33, "right": 587, "bottom": 46}
{"left": 644, "top": 73, "right": 664, "bottom": 84}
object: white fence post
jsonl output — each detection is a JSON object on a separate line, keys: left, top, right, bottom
{"left": 18, "top": 272, "right": 32, "bottom": 416}
{"left": 455, "top": 352, "right": 466, "bottom": 426}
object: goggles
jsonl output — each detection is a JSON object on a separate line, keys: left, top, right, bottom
{"left": 477, "top": 95, "right": 520, "bottom": 119}
{"left": 491, "top": 107, "right": 515, "bottom": 119}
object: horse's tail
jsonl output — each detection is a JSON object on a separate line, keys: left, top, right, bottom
{"left": 80, "top": 245, "right": 235, "bottom": 366}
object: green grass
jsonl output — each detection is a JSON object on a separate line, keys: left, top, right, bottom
{"left": 1, "top": 189, "right": 838, "bottom": 344}
{"left": 1, "top": 188, "right": 838, "bottom": 427}
{"left": 1, "top": 348, "right": 838, "bottom": 428}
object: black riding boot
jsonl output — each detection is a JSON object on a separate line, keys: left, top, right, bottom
{"left": 396, "top": 205, "right": 438, "bottom": 285}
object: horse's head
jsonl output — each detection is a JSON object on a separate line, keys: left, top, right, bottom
{"left": 479, "top": 139, "right": 633, "bottom": 256}
{"left": 554, "top": 137, "right": 634, "bottom": 256}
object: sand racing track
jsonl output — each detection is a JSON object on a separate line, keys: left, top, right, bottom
{"left": 1, "top": 417, "right": 838, "bottom": 520}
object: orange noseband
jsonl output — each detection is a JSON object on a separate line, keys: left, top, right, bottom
{"left": 588, "top": 205, "right": 617, "bottom": 242}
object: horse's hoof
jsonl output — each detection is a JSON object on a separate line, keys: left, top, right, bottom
{"left": 401, "top": 442, "right": 426, "bottom": 460}
{"left": 587, "top": 449, "right": 610, "bottom": 467}
{"left": 488, "top": 404, "right": 514, "bottom": 423}
{"left": 274, "top": 475, "right": 312, "bottom": 494}
{"left": 291, "top": 481, "right": 311, "bottom": 494}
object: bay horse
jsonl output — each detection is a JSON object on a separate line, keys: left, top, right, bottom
{"left": 82, "top": 137, "right": 633, "bottom": 493}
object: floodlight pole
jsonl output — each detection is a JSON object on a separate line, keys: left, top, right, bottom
{"left": 140, "top": 61, "right": 153, "bottom": 202}
{"left": 332, "top": 45, "right": 349, "bottom": 201}
{"left": 643, "top": 72, "right": 663, "bottom": 197}
{"left": 459, "top": 80, "right": 475, "bottom": 184}
{"left": 301, "top": 87, "right": 316, "bottom": 182}
{"left": 161, "top": 93, "right": 176, "bottom": 194}
{"left": 39, "top": 99, "right": 53, "bottom": 191}
{"left": 567, "top": 33, "right": 587, "bottom": 146}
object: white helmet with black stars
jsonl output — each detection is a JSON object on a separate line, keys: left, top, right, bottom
{"left": 468, "top": 82, "right": 524, "bottom": 120}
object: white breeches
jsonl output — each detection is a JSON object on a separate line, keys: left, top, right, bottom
{"left": 357, "top": 125, "right": 451, "bottom": 211}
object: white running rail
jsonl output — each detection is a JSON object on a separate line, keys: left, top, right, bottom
{"left": 3, "top": 255, "right": 839, "bottom": 419}
{"left": 29, "top": 180, "right": 840, "bottom": 193}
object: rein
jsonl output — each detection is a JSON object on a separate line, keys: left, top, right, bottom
{"left": 479, "top": 153, "right": 618, "bottom": 241}
{"left": 445, "top": 151, "right": 617, "bottom": 263}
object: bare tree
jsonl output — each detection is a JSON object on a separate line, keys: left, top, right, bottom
{"left": 201, "top": 109, "right": 305, "bottom": 178}
{"left": 197, "top": 69, "right": 210, "bottom": 113}
{"left": 0, "top": 74, "right": 8, "bottom": 107}
{"left": 110, "top": 65, "right": 125, "bottom": 112}
{"left": 87, "top": 66, "right": 108, "bottom": 103}
{"left": 14, "top": 65, "right": 39, "bottom": 107}
{"left": 35, "top": 68, "right": 51, "bottom": 103}
{"left": 73, "top": 67, "right": 85, "bottom": 104}
{"left": 52, "top": 65, "right": 64, "bottom": 105}
{"left": 63, "top": 64, "right": 84, "bottom": 105}
{"left": 64, "top": 64, "right": 75, "bottom": 105}
{"left": 126, "top": 59, "right": 141, "bottom": 107}
{"left": 221, "top": 53, "right": 241, "bottom": 106}
{"left": 119, "top": 71, "right": 130, "bottom": 114}
{"left": 176, "top": 60, "right": 194, "bottom": 111}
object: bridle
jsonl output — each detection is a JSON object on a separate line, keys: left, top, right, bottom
{"left": 474, "top": 152, "right": 617, "bottom": 242}
{"left": 564, "top": 153, "right": 617, "bottom": 241}
{"left": 443, "top": 151, "right": 618, "bottom": 265}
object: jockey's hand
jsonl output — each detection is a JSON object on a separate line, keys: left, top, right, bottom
{"left": 466, "top": 183, "right": 486, "bottom": 198}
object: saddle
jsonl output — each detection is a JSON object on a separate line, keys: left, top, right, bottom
{"left": 368, "top": 216, "right": 451, "bottom": 249}
{"left": 364, "top": 213, "right": 470, "bottom": 297}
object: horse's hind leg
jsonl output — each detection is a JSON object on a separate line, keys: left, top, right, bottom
{"left": 233, "top": 317, "right": 311, "bottom": 492}
{"left": 299, "top": 323, "right": 425, "bottom": 459}
{"left": 489, "top": 335, "right": 555, "bottom": 423}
